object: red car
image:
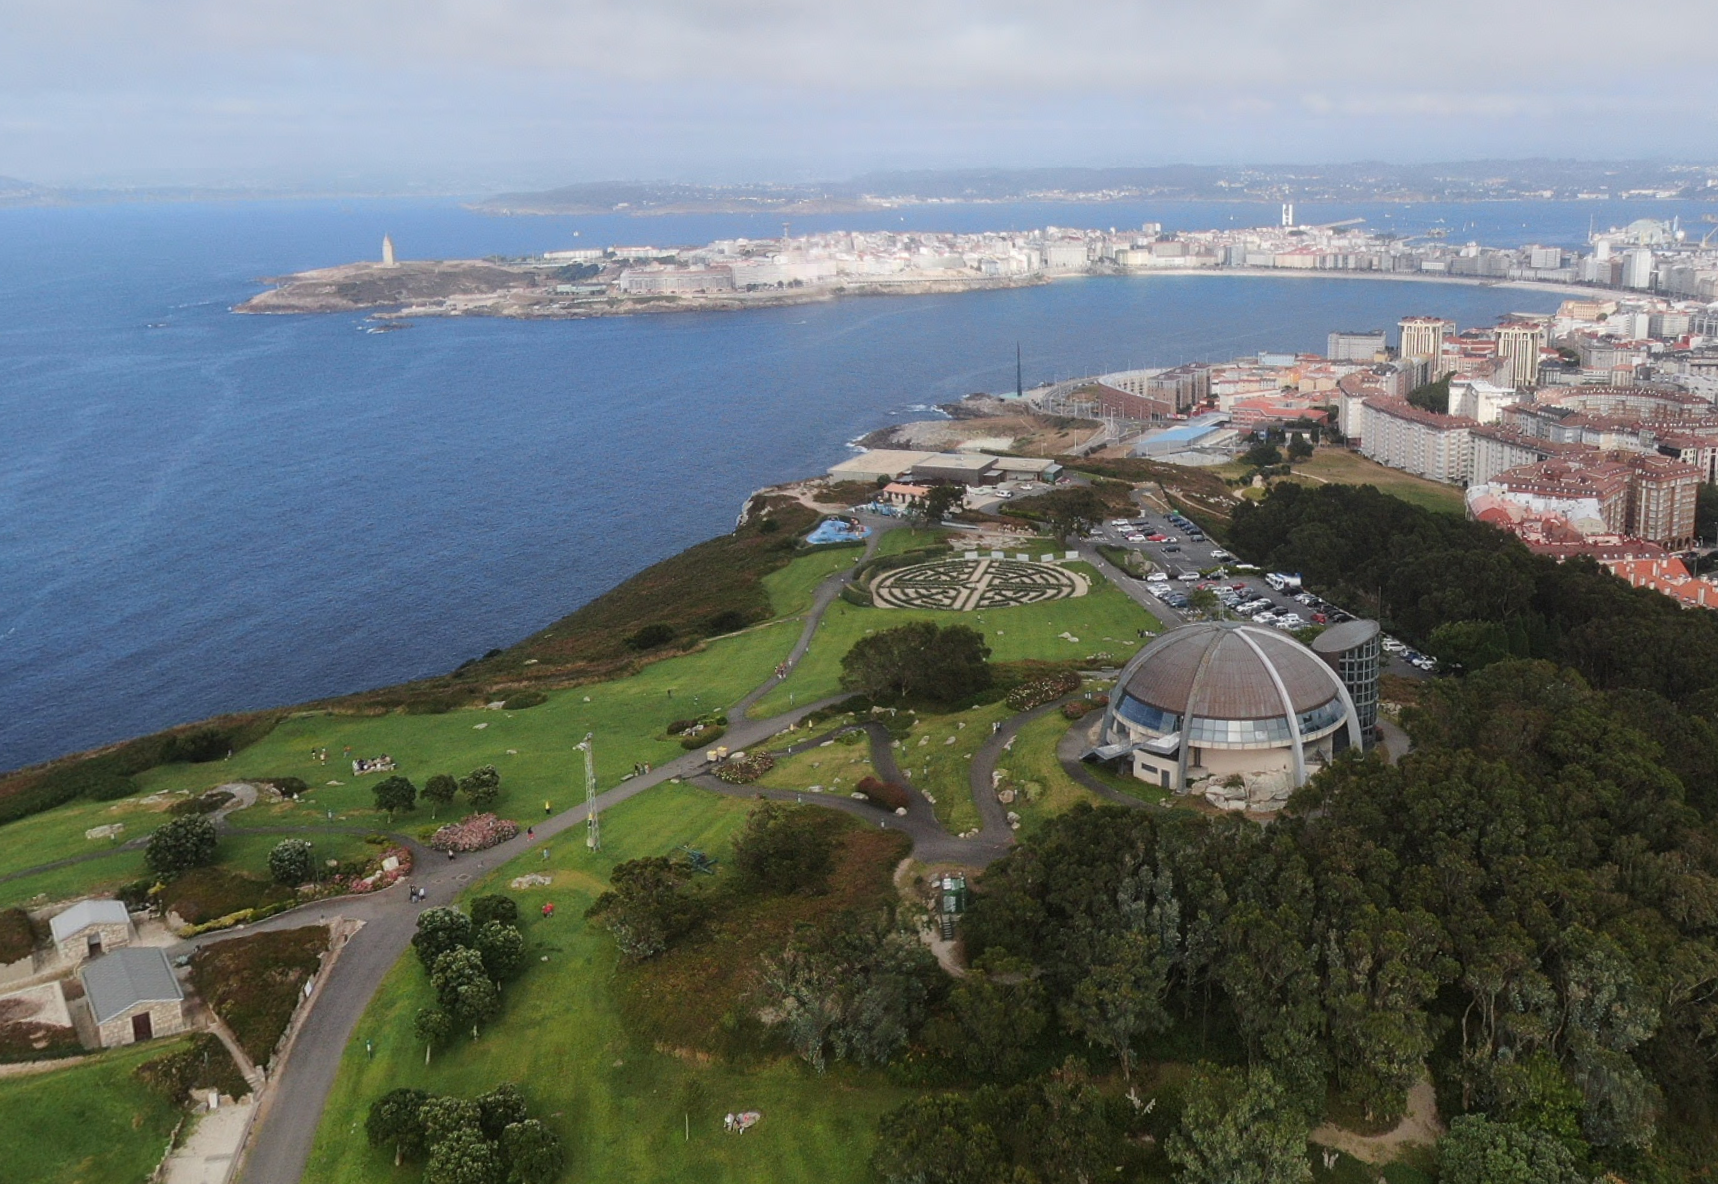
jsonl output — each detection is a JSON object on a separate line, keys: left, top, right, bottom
{"left": 1312, "top": 612, "right": 1328, "bottom": 624}
{"left": 1230, "top": 582, "right": 1248, "bottom": 591}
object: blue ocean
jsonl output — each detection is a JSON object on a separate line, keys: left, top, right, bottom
{"left": 0, "top": 197, "right": 1689, "bottom": 769}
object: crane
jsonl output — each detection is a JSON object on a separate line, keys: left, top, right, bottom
{"left": 578, "top": 733, "right": 600, "bottom": 851}
{"left": 1701, "top": 214, "right": 1718, "bottom": 249}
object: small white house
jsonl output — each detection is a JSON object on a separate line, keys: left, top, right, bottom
{"left": 49, "top": 899, "right": 134, "bottom": 966}
{"left": 81, "top": 947, "right": 186, "bottom": 1047}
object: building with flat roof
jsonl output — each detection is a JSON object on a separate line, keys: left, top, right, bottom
{"left": 827, "top": 450, "right": 937, "bottom": 485}
{"left": 1399, "top": 316, "right": 1450, "bottom": 363}
{"left": 908, "top": 453, "right": 1001, "bottom": 485}
{"left": 1360, "top": 397, "right": 1476, "bottom": 484}
{"left": 1327, "top": 330, "right": 1387, "bottom": 362}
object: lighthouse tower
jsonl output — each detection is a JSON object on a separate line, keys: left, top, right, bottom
{"left": 382, "top": 235, "right": 396, "bottom": 266}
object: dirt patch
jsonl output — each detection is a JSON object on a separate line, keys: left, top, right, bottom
{"left": 1310, "top": 1073, "right": 1444, "bottom": 1164}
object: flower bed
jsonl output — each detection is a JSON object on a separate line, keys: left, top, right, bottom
{"left": 712, "top": 752, "right": 775, "bottom": 784}
{"left": 1005, "top": 670, "right": 1082, "bottom": 711}
{"left": 428, "top": 813, "right": 519, "bottom": 852}
{"left": 1061, "top": 694, "right": 1108, "bottom": 720}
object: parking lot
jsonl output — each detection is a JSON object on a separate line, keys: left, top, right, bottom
{"left": 1090, "top": 506, "right": 1435, "bottom": 678}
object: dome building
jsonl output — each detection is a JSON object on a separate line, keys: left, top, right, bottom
{"left": 1097, "top": 621, "right": 1362, "bottom": 806}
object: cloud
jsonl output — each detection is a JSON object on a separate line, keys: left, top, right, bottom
{"left": 0, "top": 0, "right": 1714, "bottom": 183}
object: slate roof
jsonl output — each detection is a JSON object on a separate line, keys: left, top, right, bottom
{"left": 80, "top": 947, "right": 183, "bottom": 1024}
{"left": 49, "top": 899, "right": 131, "bottom": 944}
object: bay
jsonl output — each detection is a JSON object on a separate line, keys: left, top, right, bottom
{"left": 0, "top": 197, "right": 1685, "bottom": 769}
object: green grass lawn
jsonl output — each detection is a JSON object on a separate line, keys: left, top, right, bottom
{"left": 303, "top": 783, "right": 914, "bottom": 1184}
{"left": 749, "top": 563, "right": 1158, "bottom": 719}
{"left": 992, "top": 709, "right": 1104, "bottom": 836}
{"left": 1212, "top": 449, "right": 1465, "bottom": 516}
{"left": 758, "top": 545, "right": 862, "bottom": 616}
{"left": 125, "top": 617, "right": 804, "bottom": 841}
{"left": 0, "top": 849, "right": 149, "bottom": 910}
{"left": 0, "top": 1040, "right": 186, "bottom": 1184}
{"left": 755, "top": 734, "right": 878, "bottom": 798}
{"left": 0, "top": 792, "right": 177, "bottom": 883}
{"left": 890, "top": 701, "right": 1015, "bottom": 835}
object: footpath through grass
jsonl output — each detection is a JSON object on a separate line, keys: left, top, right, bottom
{"left": 0, "top": 1040, "right": 186, "bottom": 1184}
{"left": 750, "top": 563, "right": 1158, "bottom": 718}
{"left": 303, "top": 783, "right": 914, "bottom": 1184}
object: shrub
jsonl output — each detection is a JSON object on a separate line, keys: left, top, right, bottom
{"left": 681, "top": 726, "right": 724, "bottom": 750}
{"left": 704, "top": 609, "right": 749, "bottom": 636}
{"left": 145, "top": 814, "right": 219, "bottom": 875}
{"left": 855, "top": 777, "right": 911, "bottom": 811}
{"left": 0, "top": 909, "right": 35, "bottom": 965}
{"left": 268, "top": 838, "right": 317, "bottom": 886}
{"left": 168, "top": 789, "right": 235, "bottom": 816}
{"left": 712, "top": 752, "right": 775, "bottom": 784}
{"left": 158, "top": 866, "right": 287, "bottom": 925}
{"left": 471, "top": 895, "right": 519, "bottom": 928}
{"left": 135, "top": 1032, "right": 251, "bottom": 1102}
{"left": 265, "top": 777, "right": 308, "bottom": 798}
{"left": 1061, "top": 699, "right": 1099, "bottom": 720}
{"left": 404, "top": 695, "right": 463, "bottom": 715}
{"left": 731, "top": 803, "right": 835, "bottom": 895}
{"left": 625, "top": 624, "right": 676, "bottom": 651}
{"left": 502, "top": 691, "right": 547, "bottom": 710}
{"left": 1005, "top": 669, "right": 1082, "bottom": 711}
{"left": 188, "top": 926, "right": 327, "bottom": 1064}
{"left": 428, "top": 813, "right": 519, "bottom": 853}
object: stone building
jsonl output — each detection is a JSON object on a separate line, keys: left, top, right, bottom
{"left": 80, "top": 947, "right": 186, "bottom": 1047}
{"left": 48, "top": 899, "right": 134, "bottom": 967}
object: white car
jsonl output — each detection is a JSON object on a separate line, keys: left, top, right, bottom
{"left": 1147, "top": 572, "right": 1170, "bottom": 583}
{"left": 1209, "top": 548, "right": 1230, "bottom": 560}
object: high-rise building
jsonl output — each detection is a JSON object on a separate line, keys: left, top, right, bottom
{"left": 1281, "top": 203, "right": 1294, "bottom": 227}
{"left": 1398, "top": 316, "right": 1449, "bottom": 365}
{"left": 382, "top": 234, "right": 396, "bottom": 266}
{"left": 1624, "top": 248, "right": 1654, "bottom": 290}
{"left": 1326, "top": 330, "right": 1387, "bottom": 362}
{"left": 1496, "top": 321, "right": 1546, "bottom": 388}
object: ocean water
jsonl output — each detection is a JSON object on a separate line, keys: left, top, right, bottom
{"left": 0, "top": 197, "right": 1685, "bottom": 769}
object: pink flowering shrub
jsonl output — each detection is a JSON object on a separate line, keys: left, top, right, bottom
{"left": 428, "top": 813, "right": 519, "bottom": 852}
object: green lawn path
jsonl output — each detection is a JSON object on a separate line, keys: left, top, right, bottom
{"left": 302, "top": 783, "right": 913, "bottom": 1184}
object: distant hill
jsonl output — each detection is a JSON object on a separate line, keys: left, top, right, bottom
{"left": 473, "top": 160, "right": 1718, "bottom": 215}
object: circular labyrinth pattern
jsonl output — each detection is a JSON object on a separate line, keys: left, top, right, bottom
{"left": 872, "top": 558, "right": 1088, "bottom": 611}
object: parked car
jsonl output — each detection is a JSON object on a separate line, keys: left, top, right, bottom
{"left": 1147, "top": 572, "right": 1170, "bottom": 583}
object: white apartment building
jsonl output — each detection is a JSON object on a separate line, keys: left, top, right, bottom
{"left": 1447, "top": 378, "right": 1519, "bottom": 425}
{"left": 1496, "top": 322, "right": 1546, "bottom": 389}
{"left": 1360, "top": 397, "right": 1475, "bottom": 484}
{"left": 1399, "top": 316, "right": 1450, "bottom": 363}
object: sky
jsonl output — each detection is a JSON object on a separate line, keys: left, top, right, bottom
{"left": 4, "top": 0, "right": 1717, "bottom": 190}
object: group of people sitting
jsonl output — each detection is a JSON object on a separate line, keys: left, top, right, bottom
{"left": 351, "top": 755, "right": 397, "bottom": 776}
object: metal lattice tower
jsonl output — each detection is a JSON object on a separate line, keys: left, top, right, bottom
{"left": 579, "top": 732, "right": 600, "bottom": 851}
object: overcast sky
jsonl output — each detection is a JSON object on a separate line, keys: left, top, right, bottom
{"left": 4, "top": 0, "right": 1715, "bottom": 189}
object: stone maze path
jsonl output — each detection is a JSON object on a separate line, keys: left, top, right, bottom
{"left": 871, "top": 556, "right": 1087, "bottom": 611}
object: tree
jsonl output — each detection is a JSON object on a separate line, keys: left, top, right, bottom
{"left": 500, "top": 1119, "right": 564, "bottom": 1184}
{"left": 872, "top": 1093, "right": 1010, "bottom": 1184}
{"left": 1406, "top": 375, "right": 1452, "bottom": 414}
{"left": 432, "top": 947, "right": 502, "bottom": 1031}
{"left": 267, "top": 838, "right": 316, "bottom": 886}
{"left": 1287, "top": 432, "right": 1313, "bottom": 462}
{"left": 413, "top": 907, "right": 475, "bottom": 970}
{"left": 423, "top": 773, "right": 459, "bottom": 818}
{"left": 731, "top": 803, "right": 835, "bottom": 895}
{"left": 1244, "top": 441, "right": 1282, "bottom": 469}
{"left": 1013, "top": 485, "right": 1107, "bottom": 541}
{"left": 1187, "top": 587, "right": 1220, "bottom": 618}
{"left": 927, "top": 952, "right": 1048, "bottom": 1083}
{"left": 476, "top": 1082, "right": 530, "bottom": 1141}
{"left": 1166, "top": 1065, "right": 1312, "bottom": 1184}
{"left": 366, "top": 1087, "right": 431, "bottom": 1166}
{"left": 839, "top": 621, "right": 992, "bottom": 704}
{"left": 145, "top": 814, "right": 218, "bottom": 875}
{"left": 1437, "top": 1115, "right": 1587, "bottom": 1184}
{"left": 923, "top": 483, "right": 966, "bottom": 525}
{"left": 424, "top": 1126, "right": 503, "bottom": 1184}
{"left": 471, "top": 894, "right": 520, "bottom": 929}
{"left": 475, "top": 922, "right": 527, "bottom": 981}
{"left": 415, "top": 1007, "right": 454, "bottom": 1065}
{"left": 460, "top": 766, "right": 502, "bottom": 811}
{"left": 585, "top": 856, "right": 701, "bottom": 961}
{"left": 1060, "top": 929, "right": 1172, "bottom": 1080}
{"left": 373, "top": 775, "right": 417, "bottom": 819}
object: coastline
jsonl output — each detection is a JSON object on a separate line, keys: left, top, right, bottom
{"left": 235, "top": 258, "right": 1617, "bottom": 322}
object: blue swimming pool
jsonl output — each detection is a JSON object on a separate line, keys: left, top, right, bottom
{"left": 806, "top": 518, "right": 872, "bottom": 545}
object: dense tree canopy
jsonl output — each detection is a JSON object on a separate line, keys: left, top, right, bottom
{"left": 145, "top": 814, "right": 218, "bottom": 875}
{"left": 839, "top": 621, "right": 992, "bottom": 704}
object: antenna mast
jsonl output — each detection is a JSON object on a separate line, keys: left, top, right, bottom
{"left": 1016, "top": 342, "right": 1023, "bottom": 399}
{"left": 580, "top": 732, "right": 600, "bottom": 851}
